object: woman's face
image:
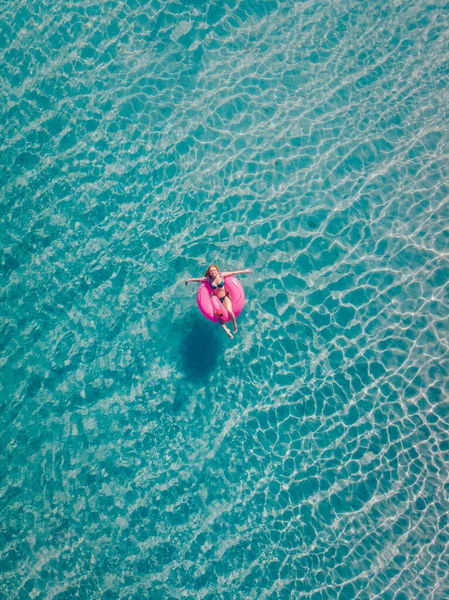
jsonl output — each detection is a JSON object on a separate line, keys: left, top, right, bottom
{"left": 209, "top": 267, "right": 218, "bottom": 278}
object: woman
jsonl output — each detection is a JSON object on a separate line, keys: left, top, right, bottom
{"left": 185, "top": 265, "right": 252, "bottom": 339}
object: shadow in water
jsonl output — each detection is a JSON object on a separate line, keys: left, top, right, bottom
{"left": 179, "top": 314, "right": 221, "bottom": 382}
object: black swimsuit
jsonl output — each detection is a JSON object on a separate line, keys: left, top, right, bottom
{"left": 210, "top": 277, "right": 229, "bottom": 303}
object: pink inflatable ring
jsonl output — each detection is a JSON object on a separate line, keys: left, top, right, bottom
{"left": 196, "top": 276, "right": 245, "bottom": 324}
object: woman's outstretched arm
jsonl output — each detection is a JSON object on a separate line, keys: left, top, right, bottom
{"left": 221, "top": 268, "right": 252, "bottom": 277}
{"left": 185, "top": 276, "right": 207, "bottom": 286}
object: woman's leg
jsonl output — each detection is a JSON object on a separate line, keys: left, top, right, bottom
{"left": 223, "top": 296, "right": 237, "bottom": 333}
{"left": 218, "top": 316, "right": 233, "bottom": 339}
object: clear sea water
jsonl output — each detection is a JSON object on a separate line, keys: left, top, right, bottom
{"left": 1, "top": 0, "right": 449, "bottom": 598}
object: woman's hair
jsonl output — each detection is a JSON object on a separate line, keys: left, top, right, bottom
{"left": 204, "top": 264, "right": 219, "bottom": 277}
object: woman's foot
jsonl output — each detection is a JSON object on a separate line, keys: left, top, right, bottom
{"left": 223, "top": 326, "right": 234, "bottom": 339}
{"left": 230, "top": 315, "right": 237, "bottom": 334}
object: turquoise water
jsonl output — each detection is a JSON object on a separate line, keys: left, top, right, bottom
{"left": 2, "top": 0, "right": 449, "bottom": 597}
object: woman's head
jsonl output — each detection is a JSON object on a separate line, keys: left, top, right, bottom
{"left": 205, "top": 265, "right": 219, "bottom": 278}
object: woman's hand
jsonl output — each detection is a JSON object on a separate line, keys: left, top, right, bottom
{"left": 246, "top": 268, "right": 252, "bottom": 273}
{"left": 185, "top": 280, "right": 189, "bottom": 286}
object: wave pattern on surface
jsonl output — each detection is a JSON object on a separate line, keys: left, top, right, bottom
{"left": 1, "top": 0, "right": 449, "bottom": 598}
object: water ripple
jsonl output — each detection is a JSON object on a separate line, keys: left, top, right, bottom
{"left": 1, "top": 0, "right": 449, "bottom": 598}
